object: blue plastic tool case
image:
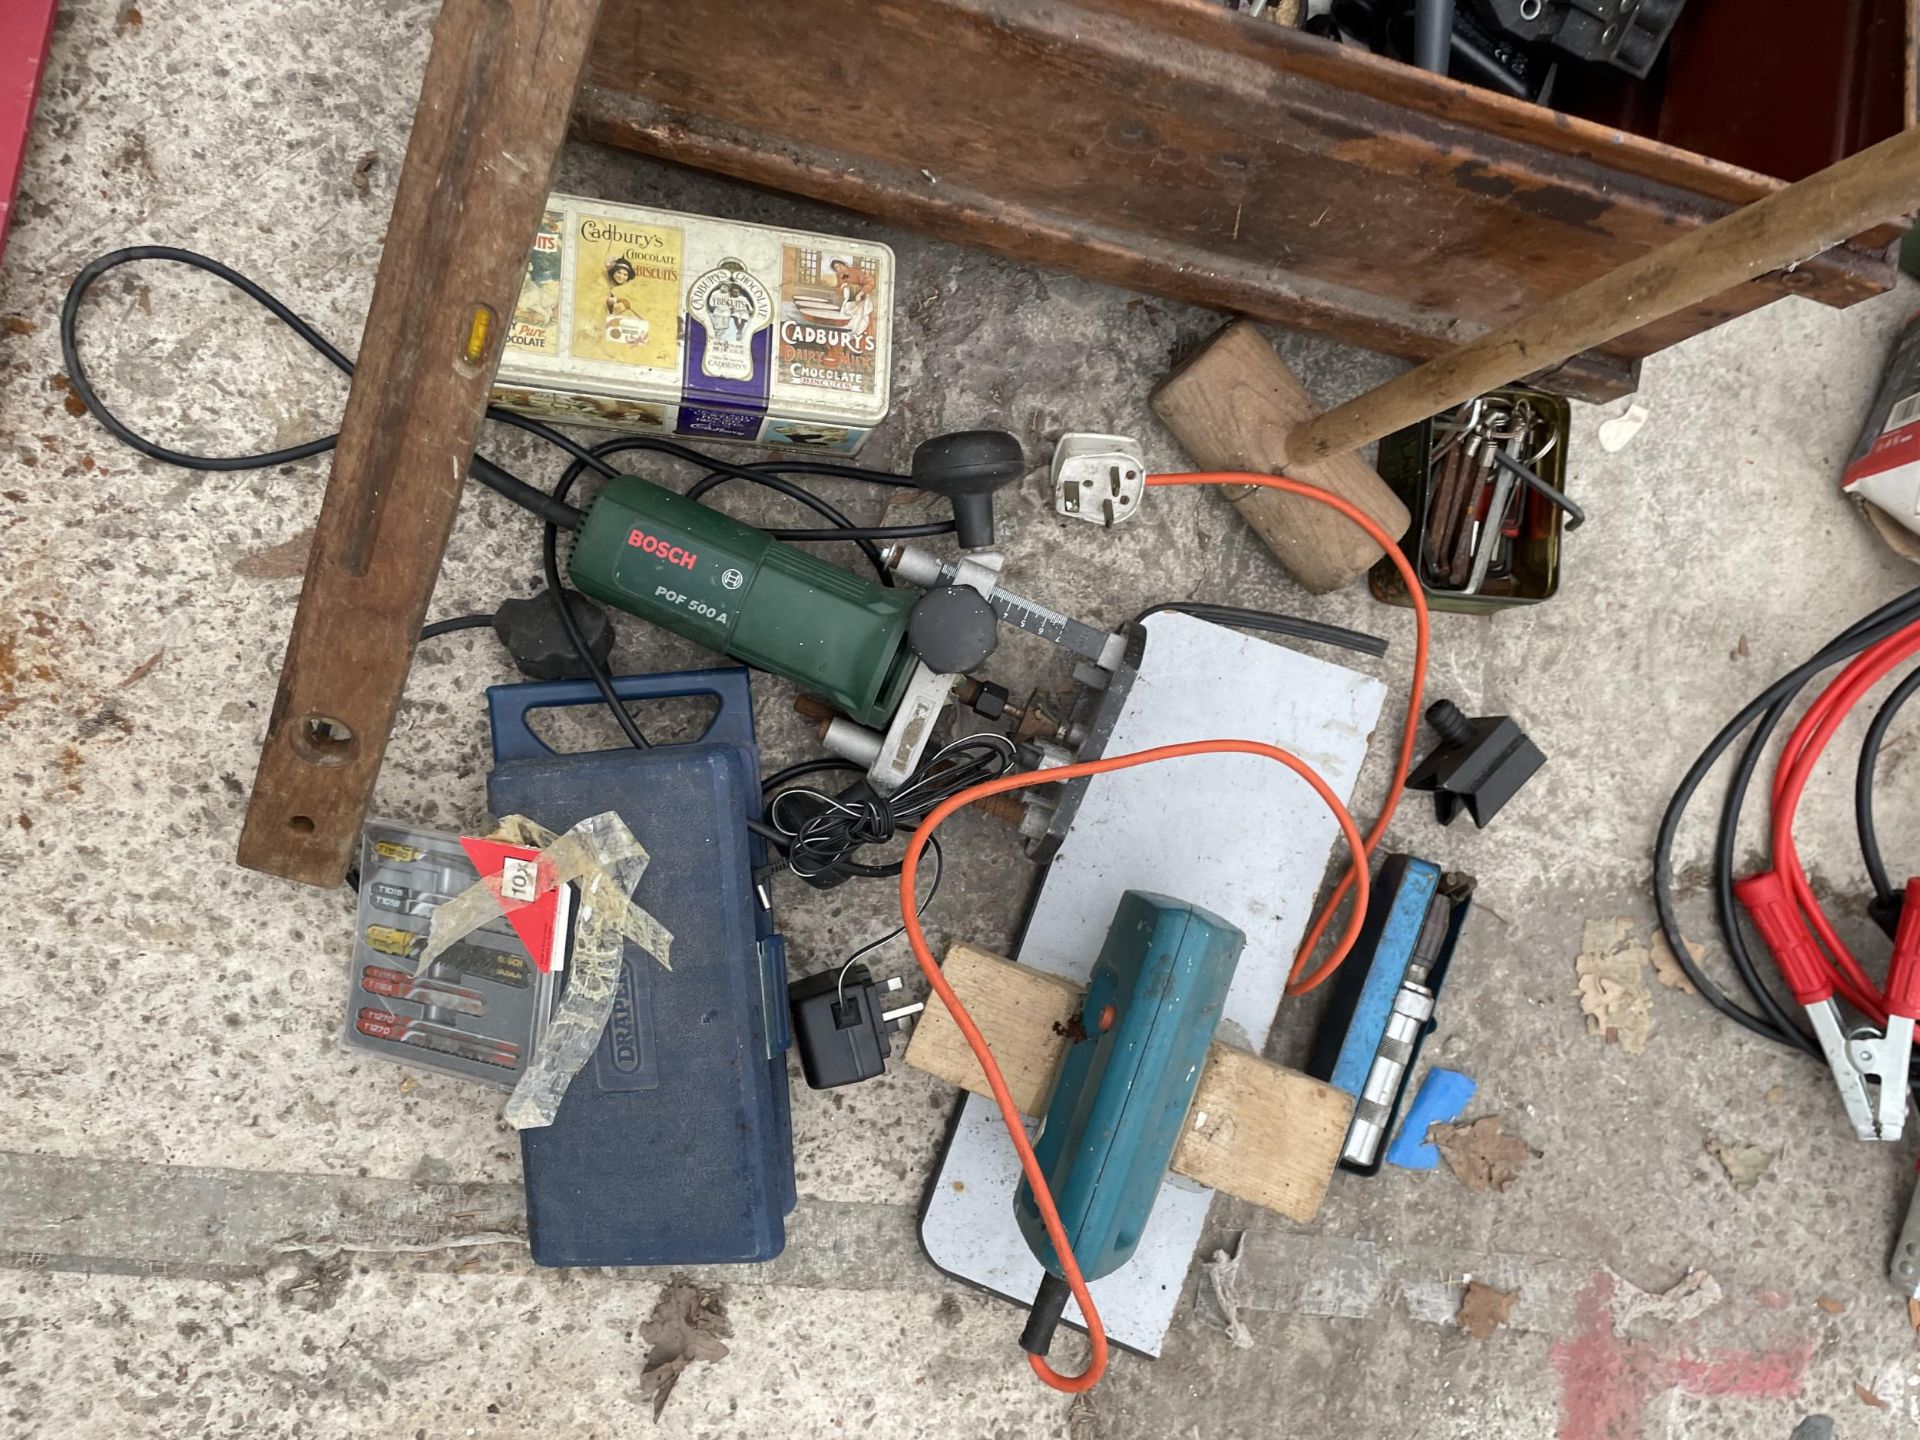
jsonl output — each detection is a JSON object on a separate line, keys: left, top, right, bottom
{"left": 486, "top": 667, "right": 795, "bottom": 1265}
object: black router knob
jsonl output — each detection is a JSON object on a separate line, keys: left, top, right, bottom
{"left": 908, "top": 586, "right": 1000, "bottom": 674}
{"left": 911, "top": 430, "right": 1027, "bottom": 550}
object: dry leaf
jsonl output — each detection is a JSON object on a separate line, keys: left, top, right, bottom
{"left": 1576, "top": 956, "right": 1652, "bottom": 1052}
{"left": 1575, "top": 919, "right": 1652, "bottom": 1054}
{"left": 1765, "top": 1086, "right": 1786, "bottom": 1106}
{"left": 1817, "top": 1295, "right": 1845, "bottom": 1316}
{"left": 1612, "top": 1269, "right": 1721, "bottom": 1333}
{"left": 1457, "top": 1281, "right": 1517, "bottom": 1340}
{"left": 1648, "top": 933, "right": 1700, "bottom": 995}
{"left": 398, "top": 1074, "right": 416, "bottom": 1095}
{"left": 1580, "top": 916, "right": 1636, "bottom": 953}
{"left": 1706, "top": 1137, "right": 1773, "bottom": 1193}
{"left": 639, "top": 1279, "right": 731, "bottom": 1420}
{"left": 1857, "top": 1381, "right": 1888, "bottom": 1409}
{"left": 1430, "top": 1115, "right": 1538, "bottom": 1193}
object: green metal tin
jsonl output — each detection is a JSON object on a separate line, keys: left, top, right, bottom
{"left": 567, "top": 474, "right": 918, "bottom": 727}
{"left": 1368, "top": 386, "right": 1573, "bottom": 615}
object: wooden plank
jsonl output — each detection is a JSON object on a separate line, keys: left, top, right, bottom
{"left": 1175, "top": 1044, "right": 1351, "bottom": 1221}
{"left": 1151, "top": 321, "right": 1411, "bottom": 594}
{"left": 1289, "top": 123, "right": 1920, "bottom": 466}
{"left": 908, "top": 945, "right": 1084, "bottom": 1116}
{"left": 905, "top": 943, "right": 1354, "bottom": 1224}
{"left": 237, "top": 0, "right": 603, "bottom": 887}
{"left": 576, "top": 0, "right": 1904, "bottom": 402}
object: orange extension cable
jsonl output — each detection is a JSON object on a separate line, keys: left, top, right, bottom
{"left": 1153, "top": 475, "right": 1433, "bottom": 996}
{"left": 894, "top": 473, "right": 1433, "bottom": 1393}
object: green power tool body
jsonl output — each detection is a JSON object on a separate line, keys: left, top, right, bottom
{"left": 568, "top": 474, "right": 919, "bottom": 728}
{"left": 563, "top": 433, "right": 1035, "bottom": 776}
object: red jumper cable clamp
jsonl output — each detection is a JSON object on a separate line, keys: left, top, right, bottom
{"left": 1737, "top": 873, "right": 1920, "bottom": 1141}
{"left": 1892, "top": 885, "right": 1920, "bottom": 1301}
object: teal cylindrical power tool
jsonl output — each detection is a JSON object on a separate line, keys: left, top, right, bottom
{"left": 563, "top": 432, "right": 1027, "bottom": 730}
{"left": 1014, "top": 890, "right": 1245, "bottom": 1358}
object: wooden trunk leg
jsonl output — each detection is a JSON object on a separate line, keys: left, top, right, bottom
{"left": 237, "top": 0, "right": 604, "bottom": 887}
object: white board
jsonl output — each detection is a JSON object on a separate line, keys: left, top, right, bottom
{"left": 920, "top": 612, "right": 1387, "bottom": 1355}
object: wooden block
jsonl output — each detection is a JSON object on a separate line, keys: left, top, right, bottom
{"left": 1151, "top": 320, "right": 1412, "bottom": 595}
{"left": 1175, "top": 1045, "right": 1352, "bottom": 1221}
{"left": 236, "top": 0, "right": 605, "bottom": 887}
{"left": 907, "top": 943, "right": 1082, "bottom": 1116}
{"left": 905, "top": 942, "right": 1355, "bottom": 1224}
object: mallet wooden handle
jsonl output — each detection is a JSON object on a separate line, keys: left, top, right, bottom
{"left": 1152, "top": 321, "right": 1411, "bottom": 594}
{"left": 1290, "top": 123, "right": 1920, "bottom": 465}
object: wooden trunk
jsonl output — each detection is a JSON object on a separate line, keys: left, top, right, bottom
{"left": 571, "top": 0, "right": 1915, "bottom": 401}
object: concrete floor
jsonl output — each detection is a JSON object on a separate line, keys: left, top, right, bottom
{"left": 7, "top": 3, "right": 1920, "bottom": 1437}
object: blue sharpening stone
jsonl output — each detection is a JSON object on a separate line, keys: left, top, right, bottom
{"left": 487, "top": 667, "right": 794, "bottom": 1265}
{"left": 1385, "top": 1068, "right": 1477, "bottom": 1170}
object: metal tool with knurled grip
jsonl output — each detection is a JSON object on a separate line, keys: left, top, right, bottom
{"left": 1306, "top": 855, "right": 1475, "bottom": 1174}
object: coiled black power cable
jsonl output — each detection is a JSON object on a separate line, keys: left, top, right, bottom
{"left": 1654, "top": 586, "right": 1920, "bottom": 1057}
{"left": 766, "top": 733, "right": 1017, "bottom": 884}
{"left": 62, "top": 247, "right": 598, "bottom": 531}
{"left": 1858, "top": 664, "right": 1920, "bottom": 920}
{"left": 59, "top": 246, "right": 948, "bottom": 755}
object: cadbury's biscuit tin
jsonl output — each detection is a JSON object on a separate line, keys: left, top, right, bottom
{"left": 494, "top": 194, "right": 894, "bottom": 455}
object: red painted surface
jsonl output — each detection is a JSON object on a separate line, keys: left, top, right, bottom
{"left": 1551, "top": 1273, "right": 1813, "bottom": 1440}
{"left": 457, "top": 836, "right": 564, "bottom": 973}
{"left": 0, "top": 0, "right": 58, "bottom": 267}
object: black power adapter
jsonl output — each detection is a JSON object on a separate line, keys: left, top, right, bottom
{"left": 789, "top": 964, "right": 925, "bottom": 1089}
